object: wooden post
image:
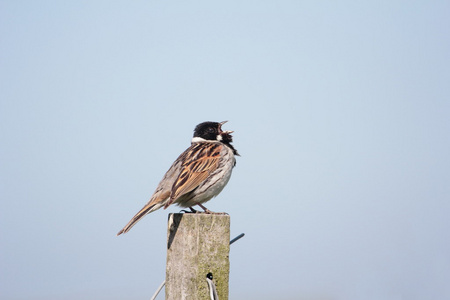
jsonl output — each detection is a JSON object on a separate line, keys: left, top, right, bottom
{"left": 166, "top": 213, "right": 230, "bottom": 300}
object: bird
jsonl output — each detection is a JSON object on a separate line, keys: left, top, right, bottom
{"left": 116, "top": 121, "right": 239, "bottom": 236}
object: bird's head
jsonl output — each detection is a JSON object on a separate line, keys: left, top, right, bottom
{"left": 192, "top": 121, "right": 239, "bottom": 155}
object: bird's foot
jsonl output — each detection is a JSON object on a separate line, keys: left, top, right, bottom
{"left": 180, "top": 207, "right": 199, "bottom": 214}
{"left": 196, "top": 203, "right": 228, "bottom": 215}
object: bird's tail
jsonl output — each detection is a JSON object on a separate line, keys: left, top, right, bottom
{"left": 116, "top": 201, "right": 164, "bottom": 236}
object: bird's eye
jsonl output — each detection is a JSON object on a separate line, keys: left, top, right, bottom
{"left": 207, "top": 128, "right": 215, "bottom": 133}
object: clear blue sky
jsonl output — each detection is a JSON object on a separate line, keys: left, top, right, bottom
{"left": 1, "top": 1, "right": 449, "bottom": 299}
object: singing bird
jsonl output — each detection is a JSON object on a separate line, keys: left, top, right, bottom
{"left": 117, "top": 121, "right": 239, "bottom": 236}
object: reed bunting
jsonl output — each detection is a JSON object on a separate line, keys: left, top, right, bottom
{"left": 117, "top": 121, "right": 239, "bottom": 236}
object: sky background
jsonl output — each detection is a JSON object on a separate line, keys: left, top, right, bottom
{"left": 1, "top": 1, "right": 450, "bottom": 299}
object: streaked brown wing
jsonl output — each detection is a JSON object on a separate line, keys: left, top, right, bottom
{"left": 164, "top": 143, "right": 222, "bottom": 208}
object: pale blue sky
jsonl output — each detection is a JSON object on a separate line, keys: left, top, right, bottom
{"left": 1, "top": 1, "right": 449, "bottom": 299}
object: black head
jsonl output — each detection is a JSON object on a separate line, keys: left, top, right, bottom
{"left": 193, "top": 121, "right": 223, "bottom": 141}
{"left": 193, "top": 121, "right": 239, "bottom": 156}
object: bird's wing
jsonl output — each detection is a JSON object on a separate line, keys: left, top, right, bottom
{"left": 116, "top": 142, "right": 223, "bottom": 235}
{"left": 164, "top": 142, "right": 222, "bottom": 208}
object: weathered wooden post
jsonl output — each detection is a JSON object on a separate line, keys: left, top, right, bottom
{"left": 165, "top": 213, "right": 230, "bottom": 300}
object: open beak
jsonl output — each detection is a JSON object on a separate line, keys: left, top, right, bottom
{"left": 219, "top": 121, "right": 233, "bottom": 134}
{"left": 218, "top": 121, "right": 228, "bottom": 132}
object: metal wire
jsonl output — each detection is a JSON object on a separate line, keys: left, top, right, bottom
{"left": 230, "top": 233, "right": 245, "bottom": 245}
{"left": 150, "top": 280, "right": 166, "bottom": 300}
{"left": 206, "top": 273, "right": 219, "bottom": 300}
